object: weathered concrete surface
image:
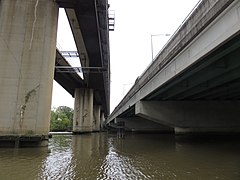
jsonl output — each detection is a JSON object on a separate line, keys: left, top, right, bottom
{"left": 136, "top": 101, "right": 240, "bottom": 134}
{"left": 0, "top": 0, "right": 58, "bottom": 139}
{"left": 0, "top": 135, "right": 49, "bottom": 148}
{"left": 73, "top": 88, "right": 94, "bottom": 133}
{"left": 93, "top": 105, "right": 101, "bottom": 132}
{"left": 100, "top": 112, "right": 105, "bottom": 130}
{"left": 64, "top": 0, "right": 111, "bottom": 116}
{"left": 116, "top": 117, "right": 173, "bottom": 133}
{"left": 108, "top": 0, "right": 240, "bottom": 124}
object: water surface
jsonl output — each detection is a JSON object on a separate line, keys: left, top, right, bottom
{"left": 0, "top": 133, "right": 240, "bottom": 179}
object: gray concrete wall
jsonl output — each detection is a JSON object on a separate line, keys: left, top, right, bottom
{"left": 100, "top": 112, "right": 105, "bottom": 130}
{"left": 93, "top": 105, "right": 101, "bottom": 132}
{"left": 136, "top": 100, "right": 240, "bottom": 133}
{"left": 116, "top": 117, "right": 173, "bottom": 133}
{"left": 0, "top": 0, "right": 58, "bottom": 135}
{"left": 73, "top": 88, "right": 93, "bottom": 133}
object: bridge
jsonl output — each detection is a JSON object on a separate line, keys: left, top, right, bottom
{"left": 107, "top": 0, "right": 240, "bottom": 134}
{"left": 0, "top": 0, "right": 111, "bottom": 147}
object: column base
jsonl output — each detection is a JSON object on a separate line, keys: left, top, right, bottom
{"left": 91, "top": 130, "right": 101, "bottom": 133}
{"left": 73, "top": 125, "right": 93, "bottom": 134}
{"left": 0, "top": 135, "right": 49, "bottom": 148}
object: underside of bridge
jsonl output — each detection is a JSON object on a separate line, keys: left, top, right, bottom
{"left": 54, "top": 49, "right": 85, "bottom": 96}
{"left": 108, "top": 0, "right": 240, "bottom": 135}
{"left": 145, "top": 34, "right": 240, "bottom": 101}
{"left": 55, "top": 0, "right": 111, "bottom": 134}
{"left": 55, "top": 0, "right": 110, "bottom": 116}
{"left": 0, "top": 0, "right": 111, "bottom": 147}
{"left": 112, "top": 33, "right": 240, "bottom": 134}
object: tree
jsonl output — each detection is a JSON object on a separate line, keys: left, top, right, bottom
{"left": 50, "top": 106, "right": 74, "bottom": 131}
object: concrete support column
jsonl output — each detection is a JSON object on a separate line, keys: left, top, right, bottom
{"left": 73, "top": 88, "right": 94, "bottom": 133}
{"left": 100, "top": 112, "right": 105, "bottom": 130}
{"left": 92, "top": 105, "right": 101, "bottom": 132}
{"left": 0, "top": 0, "right": 59, "bottom": 146}
{"left": 136, "top": 100, "right": 240, "bottom": 134}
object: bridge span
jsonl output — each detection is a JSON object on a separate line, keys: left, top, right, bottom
{"left": 107, "top": 0, "right": 240, "bottom": 134}
{"left": 0, "top": 0, "right": 111, "bottom": 147}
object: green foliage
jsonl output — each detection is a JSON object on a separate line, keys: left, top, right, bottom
{"left": 50, "top": 106, "right": 74, "bottom": 132}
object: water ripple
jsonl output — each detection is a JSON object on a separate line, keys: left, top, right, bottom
{"left": 99, "top": 137, "right": 148, "bottom": 180}
{"left": 1, "top": 134, "right": 240, "bottom": 179}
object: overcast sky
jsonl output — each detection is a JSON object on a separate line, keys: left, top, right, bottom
{"left": 52, "top": 0, "right": 200, "bottom": 112}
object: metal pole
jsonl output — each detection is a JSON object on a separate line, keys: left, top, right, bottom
{"left": 151, "top": 33, "right": 171, "bottom": 61}
{"left": 151, "top": 34, "right": 154, "bottom": 60}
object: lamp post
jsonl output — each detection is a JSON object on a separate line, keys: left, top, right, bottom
{"left": 151, "top": 33, "right": 171, "bottom": 60}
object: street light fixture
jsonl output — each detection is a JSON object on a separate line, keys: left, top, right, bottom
{"left": 151, "top": 33, "right": 171, "bottom": 60}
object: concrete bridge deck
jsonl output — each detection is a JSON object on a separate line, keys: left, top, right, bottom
{"left": 56, "top": 0, "right": 110, "bottom": 116}
{"left": 107, "top": 0, "right": 240, "bottom": 134}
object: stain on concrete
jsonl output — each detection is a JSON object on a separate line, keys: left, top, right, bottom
{"left": 19, "top": 85, "right": 39, "bottom": 129}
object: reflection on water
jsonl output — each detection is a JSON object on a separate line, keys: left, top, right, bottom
{"left": 39, "top": 135, "right": 75, "bottom": 179}
{"left": 0, "top": 133, "right": 240, "bottom": 179}
{"left": 0, "top": 145, "right": 48, "bottom": 179}
{"left": 100, "top": 137, "right": 149, "bottom": 179}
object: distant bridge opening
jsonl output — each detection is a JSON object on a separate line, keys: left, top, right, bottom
{"left": 52, "top": 8, "right": 82, "bottom": 109}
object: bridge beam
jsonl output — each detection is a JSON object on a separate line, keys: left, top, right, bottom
{"left": 73, "top": 88, "right": 94, "bottom": 133}
{"left": 116, "top": 117, "right": 173, "bottom": 133}
{"left": 136, "top": 101, "right": 240, "bottom": 135}
{"left": 0, "top": 0, "right": 58, "bottom": 147}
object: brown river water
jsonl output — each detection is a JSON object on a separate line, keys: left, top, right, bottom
{"left": 0, "top": 133, "right": 240, "bottom": 180}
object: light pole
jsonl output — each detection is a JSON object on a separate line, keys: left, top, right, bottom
{"left": 151, "top": 33, "right": 171, "bottom": 60}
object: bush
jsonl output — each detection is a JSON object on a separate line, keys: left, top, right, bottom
{"left": 50, "top": 106, "right": 73, "bottom": 131}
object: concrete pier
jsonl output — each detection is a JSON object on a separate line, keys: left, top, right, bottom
{"left": 93, "top": 105, "right": 101, "bottom": 132}
{"left": 73, "top": 88, "right": 94, "bottom": 133}
{"left": 100, "top": 112, "right": 105, "bottom": 130}
{"left": 0, "top": 0, "right": 59, "bottom": 147}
